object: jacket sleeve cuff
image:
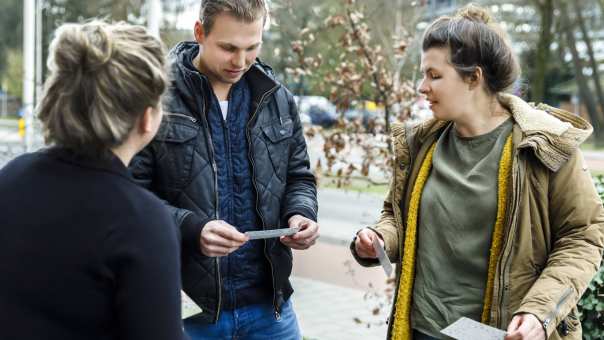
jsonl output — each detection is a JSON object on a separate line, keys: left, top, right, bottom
{"left": 180, "top": 213, "right": 211, "bottom": 254}
{"left": 512, "top": 307, "right": 556, "bottom": 338}
{"left": 283, "top": 206, "right": 317, "bottom": 223}
{"left": 348, "top": 228, "right": 380, "bottom": 267}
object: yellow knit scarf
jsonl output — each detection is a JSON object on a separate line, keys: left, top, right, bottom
{"left": 390, "top": 135, "right": 513, "bottom": 340}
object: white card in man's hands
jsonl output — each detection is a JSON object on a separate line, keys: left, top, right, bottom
{"left": 441, "top": 317, "right": 507, "bottom": 340}
{"left": 245, "top": 227, "right": 300, "bottom": 240}
{"left": 372, "top": 236, "right": 393, "bottom": 277}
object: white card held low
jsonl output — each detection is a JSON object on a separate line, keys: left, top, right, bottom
{"left": 372, "top": 236, "right": 393, "bottom": 277}
{"left": 441, "top": 317, "right": 507, "bottom": 340}
{"left": 181, "top": 290, "right": 202, "bottom": 319}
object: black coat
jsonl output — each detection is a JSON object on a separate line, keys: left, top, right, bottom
{"left": 0, "top": 148, "right": 184, "bottom": 340}
{"left": 130, "top": 42, "right": 318, "bottom": 323}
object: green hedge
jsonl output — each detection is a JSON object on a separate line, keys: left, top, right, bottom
{"left": 578, "top": 176, "right": 604, "bottom": 339}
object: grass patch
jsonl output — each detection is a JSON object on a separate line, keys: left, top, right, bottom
{"left": 0, "top": 115, "right": 20, "bottom": 121}
{"left": 580, "top": 137, "right": 604, "bottom": 152}
{"left": 318, "top": 175, "right": 388, "bottom": 197}
{"left": 591, "top": 169, "right": 604, "bottom": 177}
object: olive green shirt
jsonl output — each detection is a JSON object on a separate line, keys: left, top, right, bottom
{"left": 411, "top": 119, "right": 513, "bottom": 338}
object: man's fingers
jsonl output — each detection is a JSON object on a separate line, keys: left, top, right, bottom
{"left": 205, "top": 234, "right": 245, "bottom": 248}
{"left": 281, "top": 237, "right": 307, "bottom": 248}
{"left": 281, "top": 236, "right": 316, "bottom": 250}
{"left": 307, "top": 232, "right": 320, "bottom": 244}
{"left": 202, "top": 245, "right": 232, "bottom": 257}
{"left": 212, "top": 224, "right": 248, "bottom": 243}
{"left": 292, "top": 222, "right": 318, "bottom": 240}
{"left": 200, "top": 221, "right": 248, "bottom": 256}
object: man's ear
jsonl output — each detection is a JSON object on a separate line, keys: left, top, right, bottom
{"left": 139, "top": 107, "right": 155, "bottom": 134}
{"left": 194, "top": 20, "right": 205, "bottom": 45}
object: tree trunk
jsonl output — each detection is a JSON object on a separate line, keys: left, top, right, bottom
{"left": 531, "top": 0, "right": 554, "bottom": 103}
{"left": 111, "top": 0, "right": 129, "bottom": 21}
{"left": 560, "top": 2, "right": 604, "bottom": 144}
{"left": 572, "top": 0, "right": 604, "bottom": 121}
{"left": 384, "top": 101, "right": 390, "bottom": 133}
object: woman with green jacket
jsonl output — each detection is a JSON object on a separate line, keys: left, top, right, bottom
{"left": 351, "top": 4, "right": 604, "bottom": 340}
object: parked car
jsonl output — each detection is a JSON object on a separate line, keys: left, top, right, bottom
{"left": 344, "top": 108, "right": 377, "bottom": 127}
{"left": 294, "top": 96, "right": 338, "bottom": 128}
{"left": 409, "top": 96, "right": 433, "bottom": 122}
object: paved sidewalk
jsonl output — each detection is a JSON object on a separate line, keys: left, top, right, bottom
{"left": 291, "top": 188, "right": 390, "bottom": 340}
{"left": 291, "top": 276, "right": 390, "bottom": 340}
{"left": 0, "top": 142, "right": 25, "bottom": 167}
{"left": 316, "top": 188, "right": 383, "bottom": 246}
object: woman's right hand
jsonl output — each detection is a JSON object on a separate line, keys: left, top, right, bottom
{"left": 354, "top": 228, "right": 384, "bottom": 259}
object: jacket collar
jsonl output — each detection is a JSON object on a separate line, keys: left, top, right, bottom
{"left": 409, "top": 94, "right": 592, "bottom": 172}
{"left": 498, "top": 93, "right": 592, "bottom": 171}
{"left": 168, "top": 41, "right": 280, "bottom": 107}
{"left": 45, "top": 147, "right": 135, "bottom": 182}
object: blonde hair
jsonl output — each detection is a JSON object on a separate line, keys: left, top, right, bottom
{"left": 38, "top": 20, "right": 168, "bottom": 156}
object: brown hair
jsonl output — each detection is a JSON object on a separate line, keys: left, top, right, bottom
{"left": 38, "top": 20, "right": 168, "bottom": 156}
{"left": 421, "top": 3, "right": 520, "bottom": 94}
{"left": 199, "top": 0, "right": 268, "bottom": 34}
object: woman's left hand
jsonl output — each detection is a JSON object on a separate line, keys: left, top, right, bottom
{"left": 504, "top": 313, "right": 546, "bottom": 340}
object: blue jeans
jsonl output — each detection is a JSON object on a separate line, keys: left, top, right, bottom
{"left": 184, "top": 299, "right": 301, "bottom": 340}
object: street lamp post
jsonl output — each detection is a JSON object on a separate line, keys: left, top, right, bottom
{"left": 35, "top": 0, "right": 44, "bottom": 107}
{"left": 147, "top": 0, "right": 162, "bottom": 38}
{"left": 1, "top": 88, "right": 7, "bottom": 118}
{"left": 23, "top": 0, "right": 35, "bottom": 151}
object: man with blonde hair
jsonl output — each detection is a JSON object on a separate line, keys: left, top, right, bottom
{"left": 131, "top": 1, "right": 318, "bottom": 339}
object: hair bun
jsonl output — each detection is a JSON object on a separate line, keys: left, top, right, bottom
{"left": 50, "top": 22, "right": 113, "bottom": 75}
{"left": 455, "top": 3, "right": 493, "bottom": 24}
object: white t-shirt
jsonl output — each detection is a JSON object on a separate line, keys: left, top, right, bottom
{"left": 219, "top": 101, "right": 229, "bottom": 121}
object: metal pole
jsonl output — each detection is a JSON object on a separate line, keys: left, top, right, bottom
{"left": 23, "top": 0, "right": 36, "bottom": 151}
{"left": 1, "top": 89, "right": 6, "bottom": 117}
{"left": 147, "top": 0, "right": 162, "bottom": 38}
{"left": 35, "top": 0, "right": 43, "bottom": 107}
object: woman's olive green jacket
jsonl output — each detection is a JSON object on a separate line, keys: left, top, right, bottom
{"left": 351, "top": 94, "right": 604, "bottom": 340}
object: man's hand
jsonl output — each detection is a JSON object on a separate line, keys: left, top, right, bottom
{"left": 354, "top": 228, "right": 384, "bottom": 259}
{"left": 505, "top": 313, "right": 546, "bottom": 340}
{"left": 200, "top": 220, "right": 248, "bottom": 257}
{"left": 280, "top": 214, "right": 319, "bottom": 250}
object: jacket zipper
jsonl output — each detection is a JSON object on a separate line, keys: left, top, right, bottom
{"left": 195, "top": 87, "right": 222, "bottom": 323}
{"left": 495, "top": 146, "right": 523, "bottom": 327}
{"left": 165, "top": 112, "right": 197, "bottom": 123}
{"left": 213, "top": 84, "right": 237, "bottom": 321}
{"left": 246, "top": 84, "right": 281, "bottom": 319}
{"left": 385, "top": 125, "right": 420, "bottom": 338}
{"left": 543, "top": 287, "right": 573, "bottom": 330}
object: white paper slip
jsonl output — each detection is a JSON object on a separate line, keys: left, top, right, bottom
{"left": 245, "top": 227, "right": 300, "bottom": 240}
{"left": 441, "top": 317, "right": 507, "bottom": 340}
{"left": 372, "top": 237, "right": 393, "bottom": 277}
{"left": 181, "top": 290, "right": 202, "bottom": 319}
